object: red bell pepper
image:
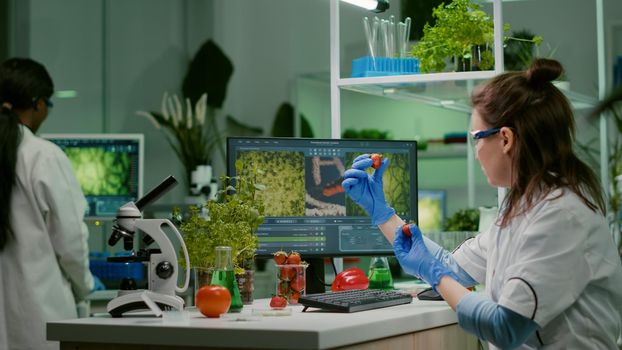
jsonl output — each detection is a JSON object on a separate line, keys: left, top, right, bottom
{"left": 331, "top": 267, "right": 369, "bottom": 292}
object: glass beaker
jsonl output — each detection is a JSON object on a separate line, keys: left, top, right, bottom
{"left": 210, "top": 246, "right": 243, "bottom": 312}
{"left": 368, "top": 256, "right": 393, "bottom": 290}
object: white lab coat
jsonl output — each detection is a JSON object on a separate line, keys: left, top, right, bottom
{"left": 0, "top": 125, "right": 93, "bottom": 350}
{"left": 454, "top": 188, "right": 622, "bottom": 349}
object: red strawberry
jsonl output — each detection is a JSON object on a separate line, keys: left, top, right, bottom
{"left": 402, "top": 224, "right": 412, "bottom": 237}
{"left": 273, "top": 251, "right": 288, "bottom": 265}
{"left": 269, "top": 295, "right": 287, "bottom": 309}
{"left": 286, "top": 252, "right": 301, "bottom": 265}
{"left": 370, "top": 153, "right": 382, "bottom": 169}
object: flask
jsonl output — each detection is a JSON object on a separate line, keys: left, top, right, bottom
{"left": 210, "top": 246, "right": 243, "bottom": 312}
{"left": 367, "top": 256, "right": 394, "bottom": 289}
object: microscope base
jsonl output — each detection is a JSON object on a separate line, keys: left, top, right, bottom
{"left": 107, "top": 290, "right": 184, "bottom": 318}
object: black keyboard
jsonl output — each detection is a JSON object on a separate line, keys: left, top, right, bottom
{"left": 299, "top": 289, "right": 413, "bottom": 313}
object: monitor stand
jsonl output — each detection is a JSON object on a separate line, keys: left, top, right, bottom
{"left": 305, "top": 258, "right": 326, "bottom": 294}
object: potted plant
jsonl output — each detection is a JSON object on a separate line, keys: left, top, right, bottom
{"left": 175, "top": 160, "right": 266, "bottom": 304}
{"left": 411, "top": 0, "right": 546, "bottom": 73}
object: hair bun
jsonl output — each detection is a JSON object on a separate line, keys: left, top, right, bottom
{"left": 526, "top": 58, "right": 563, "bottom": 85}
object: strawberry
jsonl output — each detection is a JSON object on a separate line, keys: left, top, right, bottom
{"left": 290, "top": 274, "right": 305, "bottom": 292}
{"left": 401, "top": 224, "right": 412, "bottom": 237}
{"left": 269, "top": 295, "right": 287, "bottom": 309}
{"left": 286, "top": 251, "right": 301, "bottom": 265}
{"left": 370, "top": 153, "right": 382, "bottom": 169}
{"left": 279, "top": 266, "right": 296, "bottom": 281}
{"left": 289, "top": 291, "right": 300, "bottom": 304}
{"left": 273, "top": 251, "right": 288, "bottom": 265}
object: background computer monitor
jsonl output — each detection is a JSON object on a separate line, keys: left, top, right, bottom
{"left": 42, "top": 134, "right": 144, "bottom": 220}
{"left": 227, "top": 137, "right": 418, "bottom": 258}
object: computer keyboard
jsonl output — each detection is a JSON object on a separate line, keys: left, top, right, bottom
{"left": 299, "top": 289, "right": 413, "bottom": 313}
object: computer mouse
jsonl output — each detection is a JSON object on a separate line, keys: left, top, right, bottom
{"left": 417, "top": 287, "right": 444, "bottom": 301}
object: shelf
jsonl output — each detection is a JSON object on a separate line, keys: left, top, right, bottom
{"left": 419, "top": 145, "right": 468, "bottom": 159}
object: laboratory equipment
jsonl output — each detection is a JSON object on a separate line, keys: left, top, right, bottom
{"left": 368, "top": 256, "right": 393, "bottom": 289}
{"left": 299, "top": 288, "right": 412, "bottom": 313}
{"left": 105, "top": 175, "right": 191, "bottom": 317}
{"left": 41, "top": 133, "right": 144, "bottom": 219}
{"left": 210, "top": 246, "right": 243, "bottom": 312}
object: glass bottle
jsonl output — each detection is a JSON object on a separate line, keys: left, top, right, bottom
{"left": 368, "top": 256, "right": 394, "bottom": 290}
{"left": 210, "top": 246, "right": 243, "bottom": 312}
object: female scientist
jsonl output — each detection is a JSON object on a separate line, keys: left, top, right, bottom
{"left": 0, "top": 58, "right": 97, "bottom": 349}
{"left": 342, "top": 58, "right": 622, "bottom": 349}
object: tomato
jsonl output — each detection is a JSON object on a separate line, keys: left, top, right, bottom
{"left": 401, "top": 224, "right": 412, "bottom": 237}
{"left": 331, "top": 267, "right": 369, "bottom": 292}
{"left": 289, "top": 274, "right": 305, "bottom": 292}
{"left": 286, "top": 252, "right": 301, "bottom": 265}
{"left": 279, "top": 266, "right": 296, "bottom": 280}
{"left": 289, "top": 291, "right": 300, "bottom": 304}
{"left": 269, "top": 295, "right": 287, "bottom": 309}
{"left": 195, "top": 285, "right": 231, "bottom": 318}
{"left": 370, "top": 153, "right": 383, "bottom": 169}
{"left": 273, "top": 251, "right": 288, "bottom": 265}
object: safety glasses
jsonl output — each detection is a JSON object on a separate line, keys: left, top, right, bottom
{"left": 470, "top": 127, "right": 501, "bottom": 148}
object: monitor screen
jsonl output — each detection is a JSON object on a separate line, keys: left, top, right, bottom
{"left": 227, "top": 137, "right": 418, "bottom": 257}
{"left": 41, "top": 134, "right": 144, "bottom": 220}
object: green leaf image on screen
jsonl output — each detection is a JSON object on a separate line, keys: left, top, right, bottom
{"left": 237, "top": 151, "right": 305, "bottom": 216}
{"left": 64, "top": 147, "right": 132, "bottom": 195}
{"left": 344, "top": 153, "right": 411, "bottom": 217}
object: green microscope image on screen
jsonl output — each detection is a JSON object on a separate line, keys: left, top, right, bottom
{"left": 64, "top": 147, "right": 131, "bottom": 196}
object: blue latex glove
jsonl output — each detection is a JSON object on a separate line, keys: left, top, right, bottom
{"left": 342, "top": 154, "right": 395, "bottom": 225}
{"left": 393, "top": 224, "right": 457, "bottom": 290}
{"left": 92, "top": 275, "right": 106, "bottom": 291}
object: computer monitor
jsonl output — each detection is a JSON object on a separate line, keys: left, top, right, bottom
{"left": 227, "top": 137, "right": 418, "bottom": 258}
{"left": 41, "top": 134, "right": 144, "bottom": 220}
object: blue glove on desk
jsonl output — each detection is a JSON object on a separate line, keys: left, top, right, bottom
{"left": 342, "top": 154, "right": 395, "bottom": 225}
{"left": 393, "top": 224, "right": 457, "bottom": 290}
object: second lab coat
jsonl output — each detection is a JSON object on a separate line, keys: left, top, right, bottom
{"left": 0, "top": 125, "right": 93, "bottom": 350}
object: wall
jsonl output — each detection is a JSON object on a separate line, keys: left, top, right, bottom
{"left": 7, "top": 0, "right": 622, "bottom": 215}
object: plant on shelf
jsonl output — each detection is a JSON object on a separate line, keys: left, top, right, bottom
{"left": 411, "top": 0, "right": 546, "bottom": 73}
{"left": 411, "top": 0, "right": 500, "bottom": 72}
{"left": 175, "top": 159, "right": 266, "bottom": 275}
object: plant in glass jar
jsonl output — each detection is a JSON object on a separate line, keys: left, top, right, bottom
{"left": 175, "top": 160, "right": 265, "bottom": 303}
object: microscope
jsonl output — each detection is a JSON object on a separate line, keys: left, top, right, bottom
{"left": 106, "top": 175, "right": 191, "bottom": 317}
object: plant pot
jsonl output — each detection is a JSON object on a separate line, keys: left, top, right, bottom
{"left": 236, "top": 269, "right": 254, "bottom": 305}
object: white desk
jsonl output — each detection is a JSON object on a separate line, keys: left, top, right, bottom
{"left": 49, "top": 298, "right": 478, "bottom": 350}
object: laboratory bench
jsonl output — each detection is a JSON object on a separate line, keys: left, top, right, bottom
{"left": 49, "top": 297, "right": 478, "bottom": 350}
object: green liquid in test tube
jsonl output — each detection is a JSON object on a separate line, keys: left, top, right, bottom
{"left": 211, "top": 246, "right": 243, "bottom": 312}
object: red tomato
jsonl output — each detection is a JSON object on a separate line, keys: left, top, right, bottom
{"left": 286, "top": 252, "right": 301, "bottom": 265}
{"left": 289, "top": 274, "right": 305, "bottom": 292}
{"left": 401, "top": 224, "right": 412, "bottom": 237}
{"left": 331, "top": 267, "right": 369, "bottom": 292}
{"left": 370, "top": 153, "right": 383, "bottom": 169}
{"left": 269, "top": 295, "right": 287, "bottom": 309}
{"left": 273, "top": 251, "right": 288, "bottom": 265}
{"left": 195, "top": 285, "right": 231, "bottom": 318}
